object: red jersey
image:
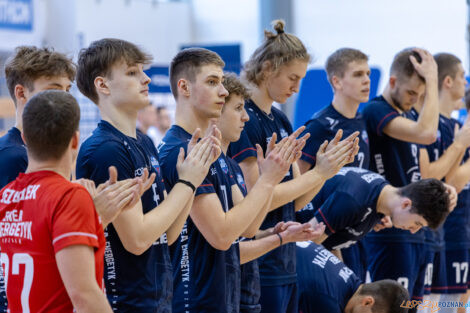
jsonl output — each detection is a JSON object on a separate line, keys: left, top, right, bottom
{"left": 0, "top": 170, "right": 105, "bottom": 313}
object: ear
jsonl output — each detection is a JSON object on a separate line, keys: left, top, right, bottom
{"left": 401, "top": 197, "right": 412, "bottom": 210}
{"left": 361, "top": 295, "right": 375, "bottom": 307}
{"left": 331, "top": 75, "right": 341, "bottom": 90}
{"left": 177, "top": 78, "right": 190, "bottom": 98}
{"left": 389, "top": 76, "right": 397, "bottom": 89}
{"left": 94, "top": 76, "right": 110, "bottom": 96}
{"left": 14, "top": 84, "right": 28, "bottom": 106}
{"left": 261, "top": 60, "right": 273, "bottom": 79}
{"left": 70, "top": 131, "right": 79, "bottom": 150}
{"left": 443, "top": 75, "right": 453, "bottom": 89}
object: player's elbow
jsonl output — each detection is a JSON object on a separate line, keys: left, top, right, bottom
{"left": 121, "top": 239, "right": 151, "bottom": 256}
{"left": 241, "top": 230, "right": 257, "bottom": 239}
{"left": 420, "top": 132, "right": 437, "bottom": 145}
{"left": 208, "top": 236, "right": 232, "bottom": 251}
{"left": 67, "top": 285, "right": 101, "bottom": 311}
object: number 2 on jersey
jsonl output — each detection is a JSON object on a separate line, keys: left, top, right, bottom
{"left": 1, "top": 252, "right": 33, "bottom": 312}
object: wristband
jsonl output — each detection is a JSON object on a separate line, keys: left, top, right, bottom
{"left": 177, "top": 179, "right": 196, "bottom": 192}
{"left": 276, "top": 233, "right": 283, "bottom": 246}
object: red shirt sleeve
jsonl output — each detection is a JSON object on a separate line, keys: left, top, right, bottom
{"left": 51, "top": 186, "right": 101, "bottom": 253}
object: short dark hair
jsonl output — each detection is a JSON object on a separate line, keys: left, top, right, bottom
{"left": 359, "top": 280, "right": 409, "bottom": 313}
{"left": 223, "top": 72, "right": 250, "bottom": 104}
{"left": 434, "top": 53, "right": 462, "bottom": 90}
{"left": 76, "top": 38, "right": 152, "bottom": 104}
{"left": 399, "top": 178, "right": 450, "bottom": 229}
{"left": 22, "top": 90, "right": 80, "bottom": 161}
{"left": 325, "top": 48, "right": 368, "bottom": 85}
{"left": 390, "top": 48, "right": 424, "bottom": 82}
{"left": 169, "top": 48, "right": 225, "bottom": 99}
{"left": 5, "top": 46, "right": 76, "bottom": 106}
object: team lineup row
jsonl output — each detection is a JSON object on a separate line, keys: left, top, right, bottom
{"left": 0, "top": 19, "right": 466, "bottom": 313}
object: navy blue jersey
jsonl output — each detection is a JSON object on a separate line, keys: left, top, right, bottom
{"left": 296, "top": 167, "right": 387, "bottom": 250}
{"left": 227, "top": 158, "right": 261, "bottom": 312}
{"left": 159, "top": 125, "right": 239, "bottom": 313}
{"left": 424, "top": 115, "right": 455, "bottom": 251}
{"left": 228, "top": 99, "right": 296, "bottom": 286}
{"left": 0, "top": 127, "right": 27, "bottom": 189}
{"left": 300, "top": 103, "right": 370, "bottom": 169}
{"left": 296, "top": 241, "right": 361, "bottom": 313}
{"left": 444, "top": 119, "right": 470, "bottom": 249}
{"left": 76, "top": 121, "right": 170, "bottom": 313}
{"left": 363, "top": 97, "right": 424, "bottom": 243}
{"left": 0, "top": 127, "right": 26, "bottom": 312}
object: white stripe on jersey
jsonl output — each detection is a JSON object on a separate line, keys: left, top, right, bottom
{"left": 52, "top": 232, "right": 98, "bottom": 245}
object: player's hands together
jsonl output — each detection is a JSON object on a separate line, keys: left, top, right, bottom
{"left": 373, "top": 216, "right": 393, "bottom": 232}
{"left": 258, "top": 127, "right": 310, "bottom": 185}
{"left": 177, "top": 127, "right": 221, "bottom": 189}
{"left": 409, "top": 48, "right": 438, "bottom": 83}
{"left": 74, "top": 166, "right": 156, "bottom": 227}
{"left": 265, "top": 127, "right": 310, "bottom": 165}
{"left": 313, "top": 129, "right": 359, "bottom": 180}
{"left": 95, "top": 167, "right": 155, "bottom": 227}
{"left": 278, "top": 221, "right": 326, "bottom": 243}
{"left": 257, "top": 135, "right": 294, "bottom": 186}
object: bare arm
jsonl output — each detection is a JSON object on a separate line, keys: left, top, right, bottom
{"left": 190, "top": 136, "right": 300, "bottom": 247}
{"left": 240, "top": 222, "right": 325, "bottom": 264}
{"left": 447, "top": 158, "right": 470, "bottom": 193}
{"left": 56, "top": 245, "right": 113, "bottom": 313}
{"left": 232, "top": 184, "right": 273, "bottom": 238}
{"left": 419, "top": 144, "right": 464, "bottom": 180}
{"left": 166, "top": 190, "right": 194, "bottom": 245}
{"left": 113, "top": 137, "right": 218, "bottom": 255}
{"left": 241, "top": 130, "right": 358, "bottom": 213}
{"left": 420, "top": 121, "right": 470, "bottom": 180}
{"left": 382, "top": 48, "right": 439, "bottom": 145}
{"left": 191, "top": 180, "right": 274, "bottom": 251}
{"left": 113, "top": 183, "right": 195, "bottom": 254}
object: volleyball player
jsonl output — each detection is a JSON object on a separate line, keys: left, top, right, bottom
{"left": 228, "top": 20, "right": 359, "bottom": 313}
{"left": 297, "top": 47, "right": 371, "bottom": 280}
{"left": 363, "top": 47, "right": 439, "bottom": 302}
{"left": 76, "top": 39, "right": 220, "bottom": 312}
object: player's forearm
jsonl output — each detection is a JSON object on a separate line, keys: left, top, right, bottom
{"left": 69, "top": 287, "right": 113, "bottom": 313}
{"left": 445, "top": 149, "right": 466, "bottom": 185}
{"left": 241, "top": 193, "right": 273, "bottom": 238}
{"left": 270, "top": 169, "right": 325, "bottom": 212}
{"left": 416, "top": 79, "right": 439, "bottom": 136}
{"left": 239, "top": 234, "right": 281, "bottom": 264}
{"left": 422, "top": 143, "right": 465, "bottom": 180}
{"left": 294, "top": 181, "right": 325, "bottom": 212}
{"left": 447, "top": 159, "right": 470, "bottom": 193}
{"left": 166, "top": 196, "right": 194, "bottom": 245}
{"left": 239, "top": 157, "right": 260, "bottom": 192}
{"left": 255, "top": 227, "right": 274, "bottom": 240}
{"left": 119, "top": 184, "right": 193, "bottom": 255}
{"left": 222, "top": 180, "right": 275, "bottom": 243}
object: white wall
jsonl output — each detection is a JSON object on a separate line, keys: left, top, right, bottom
{"left": 293, "top": 0, "right": 468, "bottom": 90}
{"left": 74, "top": 0, "right": 191, "bottom": 63}
{"left": 43, "top": 0, "right": 76, "bottom": 54}
{"left": 190, "top": 0, "right": 259, "bottom": 62}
